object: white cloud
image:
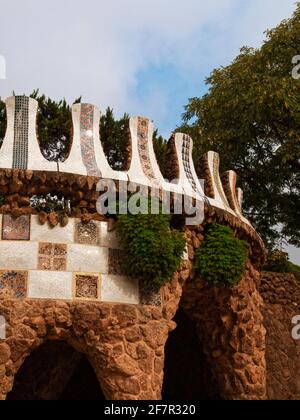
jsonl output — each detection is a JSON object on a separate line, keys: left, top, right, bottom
{"left": 0, "top": 0, "right": 296, "bottom": 122}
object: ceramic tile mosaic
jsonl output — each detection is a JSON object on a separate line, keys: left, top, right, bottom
{"left": 108, "top": 249, "right": 127, "bottom": 275}
{"left": 181, "top": 135, "right": 197, "bottom": 191}
{"left": 28, "top": 271, "right": 73, "bottom": 300}
{"left": 12, "top": 96, "right": 29, "bottom": 170}
{"left": 213, "top": 154, "right": 229, "bottom": 206}
{"left": 80, "top": 104, "right": 101, "bottom": 177}
{"left": 0, "top": 270, "right": 27, "bottom": 299}
{"left": 2, "top": 215, "right": 30, "bottom": 241}
{"left": 139, "top": 281, "right": 161, "bottom": 307}
{"left": 74, "top": 273, "right": 100, "bottom": 300}
{"left": 137, "top": 117, "right": 156, "bottom": 181}
{"left": 38, "top": 243, "right": 67, "bottom": 272}
{"left": 74, "top": 220, "right": 99, "bottom": 245}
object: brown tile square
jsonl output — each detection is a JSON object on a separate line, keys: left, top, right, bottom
{"left": 53, "top": 258, "right": 67, "bottom": 271}
{"left": 39, "top": 243, "right": 53, "bottom": 256}
{"left": 75, "top": 274, "right": 99, "bottom": 300}
{"left": 108, "top": 249, "right": 127, "bottom": 275}
{"left": 0, "top": 271, "right": 28, "bottom": 299}
{"left": 54, "top": 244, "right": 67, "bottom": 256}
{"left": 38, "top": 257, "right": 52, "bottom": 271}
{"left": 2, "top": 215, "right": 30, "bottom": 241}
{"left": 75, "top": 221, "right": 99, "bottom": 245}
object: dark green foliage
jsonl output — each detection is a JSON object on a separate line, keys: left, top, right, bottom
{"left": 100, "top": 108, "right": 130, "bottom": 171}
{"left": 264, "top": 250, "right": 291, "bottom": 273}
{"left": 153, "top": 130, "right": 169, "bottom": 179}
{"left": 265, "top": 250, "right": 300, "bottom": 281}
{"left": 0, "top": 194, "right": 5, "bottom": 206}
{"left": 30, "top": 90, "right": 81, "bottom": 162}
{"left": 0, "top": 97, "right": 6, "bottom": 147}
{"left": 181, "top": 5, "right": 300, "bottom": 248}
{"left": 116, "top": 201, "right": 185, "bottom": 287}
{"left": 194, "top": 224, "right": 249, "bottom": 287}
{"left": 289, "top": 262, "right": 300, "bottom": 282}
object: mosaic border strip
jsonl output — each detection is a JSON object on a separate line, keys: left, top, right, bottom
{"left": 12, "top": 96, "right": 29, "bottom": 170}
{"left": 80, "top": 104, "right": 101, "bottom": 177}
{"left": 137, "top": 117, "right": 157, "bottom": 181}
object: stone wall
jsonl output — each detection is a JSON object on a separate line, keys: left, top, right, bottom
{"left": 260, "top": 272, "right": 300, "bottom": 400}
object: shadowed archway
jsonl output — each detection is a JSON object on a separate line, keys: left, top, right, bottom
{"left": 162, "top": 308, "right": 220, "bottom": 401}
{"left": 7, "top": 341, "right": 106, "bottom": 401}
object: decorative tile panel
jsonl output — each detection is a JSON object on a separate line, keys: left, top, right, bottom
{"left": 74, "top": 220, "right": 99, "bottom": 245}
{"left": 80, "top": 104, "right": 101, "bottom": 177}
{"left": 0, "top": 270, "right": 27, "bottom": 299}
{"left": 108, "top": 249, "right": 127, "bottom": 275}
{"left": 2, "top": 215, "right": 30, "bottom": 241}
{"left": 12, "top": 96, "right": 29, "bottom": 169}
{"left": 181, "top": 135, "right": 197, "bottom": 191}
{"left": 137, "top": 117, "right": 156, "bottom": 181}
{"left": 38, "top": 243, "right": 67, "bottom": 272}
{"left": 74, "top": 273, "right": 100, "bottom": 300}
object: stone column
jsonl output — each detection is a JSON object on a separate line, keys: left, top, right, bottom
{"left": 181, "top": 262, "right": 267, "bottom": 400}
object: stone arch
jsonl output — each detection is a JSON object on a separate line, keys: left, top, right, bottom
{"left": 7, "top": 340, "right": 106, "bottom": 400}
{"left": 0, "top": 299, "right": 170, "bottom": 401}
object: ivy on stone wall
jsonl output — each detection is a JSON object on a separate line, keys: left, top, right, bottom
{"left": 194, "top": 224, "right": 248, "bottom": 287}
{"left": 116, "top": 199, "right": 186, "bottom": 288}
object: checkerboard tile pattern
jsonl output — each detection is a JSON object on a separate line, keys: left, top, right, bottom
{"left": 38, "top": 243, "right": 67, "bottom": 271}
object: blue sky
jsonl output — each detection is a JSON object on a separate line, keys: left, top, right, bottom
{"left": 0, "top": 0, "right": 299, "bottom": 262}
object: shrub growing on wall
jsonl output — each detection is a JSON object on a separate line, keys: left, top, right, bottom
{"left": 116, "top": 204, "right": 185, "bottom": 288}
{"left": 194, "top": 224, "right": 248, "bottom": 287}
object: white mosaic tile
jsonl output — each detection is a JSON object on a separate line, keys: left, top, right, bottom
{"left": 0, "top": 241, "right": 38, "bottom": 270}
{"left": 28, "top": 271, "right": 72, "bottom": 300}
{"left": 67, "top": 244, "right": 108, "bottom": 273}
{"left": 101, "top": 274, "right": 139, "bottom": 305}
{"left": 30, "top": 215, "right": 75, "bottom": 243}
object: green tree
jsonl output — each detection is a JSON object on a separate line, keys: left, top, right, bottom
{"left": 181, "top": 5, "right": 300, "bottom": 248}
{"left": 0, "top": 97, "right": 6, "bottom": 147}
{"left": 30, "top": 90, "right": 81, "bottom": 162}
{"left": 100, "top": 107, "right": 130, "bottom": 170}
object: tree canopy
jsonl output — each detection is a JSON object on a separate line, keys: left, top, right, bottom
{"left": 181, "top": 4, "right": 300, "bottom": 248}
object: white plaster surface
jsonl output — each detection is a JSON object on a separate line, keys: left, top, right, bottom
{"left": 67, "top": 244, "right": 108, "bottom": 273}
{"left": 0, "top": 241, "right": 38, "bottom": 270}
{"left": 101, "top": 274, "right": 139, "bottom": 304}
{"left": 28, "top": 271, "right": 73, "bottom": 300}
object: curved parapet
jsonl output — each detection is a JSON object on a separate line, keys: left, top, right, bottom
{"left": 0, "top": 96, "right": 57, "bottom": 172}
{"left": 222, "top": 170, "right": 244, "bottom": 216}
{"left": 59, "top": 103, "right": 127, "bottom": 181}
{"left": 127, "top": 116, "right": 164, "bottom": 188}
{"left": 198, "top": 151, "right": 230, "bottom": 211}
